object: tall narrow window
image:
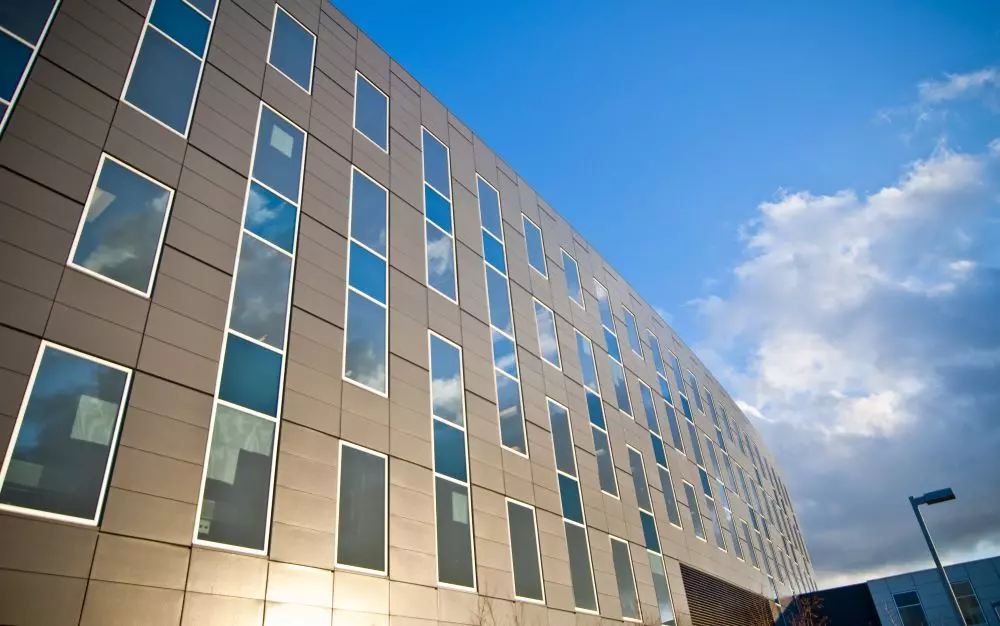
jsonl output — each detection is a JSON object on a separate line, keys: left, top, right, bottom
{"left": 547, "top": 399, "right": 599, "bottom": 613}
{"left": 335, "top": 442, "right": 387, "bottom": 574}
{"left": 699, "top": 469, "right": 726, "bottom": 550}
{"left": 507, "top": 499, "right": 545, "bottom": 603}
{"left": 343, "top": 168, "right": 389, "bottom": 395}
{"left": 649, "top": 552, "right": 678, "bottom": 626}
{"left": 561, "top": 249, "right": 584, "bottom": 309}
{"left": 68, "top": 154, "right": 174, "bottom": 297}
{"left": 0, "top": 342, "right": 131, "bottom": 525}
{"left": 647, "top": 331, "right": 685, "bottom": 453}
{"left": 716, "top": 478, "right": 742, "bottom": 561}
{"left": 521, "top": 214, "right": 547, "bottom": 277}
{"left": 267, "top": 4, "right": 315, "bottom": 93}
{"left": 638, "top": 382, "right": 682, "bottom": 529}
{"left": 533, "top": 299, "right": 561, "bottom": 369}
{"left": 667, "top": 351, "right": 692, "bottom": 418}
{"left": 741, "top": 519, "right": 760, "bottom": 569}
{"left": 594, "top": 280, "right": 633, "bottom": 416}
{"left": 621, "top": 306, "right": 643, "bottom": 358}
{"left": 682, "top": 482, "right": 706, "bottom": 540}
{"left": 609, "top": 536, "right": 641, "bottom": 621}
{"left": 952, "top": 581, "right": 986, "bottom": 625}
{"left": 122, "top": 0, "right": 218, "bottom": 136}
{"left": 354, "top": 71, "right": 388, "bottom": 151}
{"left": 685, "top": 370, "right": 704, "bottom": 413}
{"left": 195, "top": 103, "right": 306, "bottom": 553}
{"left": 423, "top": 128, "right": 458, "bottom": 301}
{"left": 477, "top": 175, "right": 528, "bottom": 455}
{"left": 429, "top": 332, "right": 476, "bottom": 589}
{"left": 627, "top": 447, "right": 677, "bottom": 626}
{"left": 575, "top": 330, "right": 618, "bottom": 496}
{"left": 0, "top": 0, "right": 60, "bottom": 135}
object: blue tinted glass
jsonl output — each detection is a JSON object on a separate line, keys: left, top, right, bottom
{"left": 566, "top": 522, "right": 598, "bottom": 611}
{"left": 349, "top": 242, "right": 386, "bottom": 303}
{"left": 485, "top": 266, "right": 512, "bottom": 334}
{"left": 344, "top": 291, "right": 386, "bottom": 394}
{"left": 657, "top": 377, "right": 672, "bottom": 405}
{"left": 150, "top": 0, "right": 210, "bottom": 57}
{"left": 664, "top": 404, "right": 684, "bottom": 451}
{"left": 495, "top": 371, "right": 525, "bottom": 453}
{"left": 699, "top": 469, "right": 712, "bottom": 496}
{"left": 0, "top": 0, "right": 58, "bottom": 42}
{"left": 688, "top": 422, "right": 704, "bottom": 465}
{"left": 426, "top": 222, "right": 456, "bottom": 300}
{"left": 641, "top": 511, "right": 660, "bottom": 552}
{"left": 534, "top": 301, "right": 560, "bottom": 368}
{"left": 0, "top": 34, "right": 31, "bottom": 101}
{"left": 680, "top": 395, "right": 692, "bottom": 419}
{"left": 73, "top": 159, "right": 171, "bottom": 294}
{"left": 231, "top": 234, "right": 292, "bottom": 350}
{"left": 548, "top": 401, "right": 576, "bottom": 476}
{"left": 640, "top": 385, "right": 659, "bottom": 434}
{"left": 611, "top": 361, "right": 632, "bottom": 415}
{"left": 477, "top": 177, "right": 502, "bottom": 238}
{"left": 651, "top": 436, "right": 666, "bottom": 467}
{"left": 253, "top": 107, "right": 305, "bottom": 204}
{"left": 611, "top": 539, "right": 641, "bottom": 621}
{"left": 628, "top": 448, "right": 652, "bottom": 510}
{"left": 522, "top": 217, "right": 546, "bottom": 275}
{"left": 562, "top": 252, "right": 583, "bottom": 305}
{"left": 219, "top": 333, "right": 282, "bottom": 417}
{"left": 558, "top": 474, "right": 583, "bottom": 524}
{"left": 624, "top": 311, "right": 642, "bottom": 356}
{"left": 658, "top": 467, "right": 682, "bottom": 528}
{"left": 715, "top": 427, "right": 727, "bottom": 451}
{"left": 596, "top": 286, "right": 614, "bottom": 329}
{"left": 433, "top": 419, "right": 467, "bottom": 482}
{"left": 245, "top": 182, "right": 297, "bottom": 253}
{"left": 649, "top": 553, "right": 677, "bottom": 625}
{"left": 491, "top": 330, "right": 518, "bottom": 378}
{"left": 184, "top": 0, "right": 216, "bottom": 16}
{"left": 604, "top": 328, "right": 621, "bottom": 362}
{"left": 648, "top": 332, "right": 666, "bottom": 377}
{"left": 350, "top": 170, "right": 387, "bottom": 255}
{"left": 424, "top": 184, "right": 452, "bottom": 232}
{"left": 585, "top": 390, "right": 605, "bottom": 429}
{"left": 0, "top": 346, "right": 128, "bottom": 521}
{"left": 430, "top": 336, "right": 463, "bottom": 426}
{"left": 593, "top": 429, "right": 617, "bottom": 495}
{"left": 125, "top": 29, "right": 200, "bottom": 134}
{"left": 687, "top": 374, "right": 704, "bottom": 411}
{"left": 0, "top": 103, "right": 6, "bottom": 123}
{"left": 269, "top": 7, "right": 314, "bottom": 92}
{"left": 421, "top": 129, "right": 450, "bottom": 198}
{"left": 482, "top": 231, "right": 505, "bottom": 273}
{"left": 435, "top": 478, "right": 474, "bottom": 587}
{"left": 576, "top": 333, "right": 599, "bottom": 392}
{"left": 355, "top": 73, "right": 387, "bottom": 150}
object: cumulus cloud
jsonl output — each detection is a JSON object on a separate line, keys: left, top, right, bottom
{"left": 918, "top": 68, "right": 999, "bottom": 104}
{"left": 878, "top": 66, "right": 1000, "bottom": 131}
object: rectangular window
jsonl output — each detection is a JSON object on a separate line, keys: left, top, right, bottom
{"left": 687, "top": 421, "right": 704, "bottom": 467}
{"left": 354, "top": 71, "right": 388, "bottom": 151}
{"left": 0, "top": 342, "right": 131, "bottom": 525}
{"left": 122, "top": 0, "right": 218, "bottom": 136}
{"left": 705, "top": 436, "right": 722, "bottom": 480}
{"left": 593, "top": 281, "right": 632, "bottom": 416}
{"left": 565, "top": 521, "right": 599, "bottom": 612}
{"left": 335, "top": 442, "right": 387, "bottom": 573}
{"left": 343, "top": 168, "right": 389, "bottom": 395}
{"left": 507, "top": 499, "right": 545, "bottom": 602}
{"left": 609, "top": 537, "right": 641, "bottom": 621}
{"left": 628, "top": 447, "right": 660, "bottom": 553}
{"left": 893, "top": 593, "right": 929, "bottom": 626}
{"left": 741, "top": 519, "right": 760, "bottom": 569}
{"left": 952, "top": 581, "right": 986, "bottom": 625}
{"left": 533, "top": 299, "right": 561, "bottom": 369}
{"left": 0, "top": 0, "right": 61, "bottom": 135}
{"left": 69, "top": 154, "right": 174, "bottom": 297}
{"left": 621, "top": 306, "right": 643, "bottom": 358}
{"left": 575, "top": 330, "right": 600, "bottom": 393}
{"left": 561, "top": 249, "right": 584, "bottom": 309}
{"left": 716, "top": 479, "right": 743, "bottom": 561}
{"left": 267, "top": 4, "right": 315, "bottom": 93}
{"left": 422, "top": 128, "right": 457, "bottom": 301}
{"left": 522, "top": 214, "right": 547, "bottom": 277}
{"left": 682, "top": 481, "right": 706, "bottom": 540}
{"left": 649, "top": 553, "right": 678, "bottom": 626}
{"left": 657, "top": 465, "right": 682, "bottom": 529}
{"left": 647, "top": 330, "right": 667, "bottom": 378}
{"left": 685, "top": 371, "right": 704, "bottom": 413}
{"left": 662, "top": 395, "right": 685, "bottom": 453}
{"left": 575, "top": 330, "right": 618, "bottom": 496}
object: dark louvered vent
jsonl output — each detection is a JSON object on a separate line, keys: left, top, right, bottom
{"left": 681, "top": 563, "right": 775, "bottom": 626}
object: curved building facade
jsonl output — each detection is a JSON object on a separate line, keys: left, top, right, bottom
{"left": 0, "top": 0, "right": 815, "bottom": 623}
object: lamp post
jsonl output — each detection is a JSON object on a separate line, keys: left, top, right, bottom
{"left": 909, "top": 488, "right": 965, "bottom": 626}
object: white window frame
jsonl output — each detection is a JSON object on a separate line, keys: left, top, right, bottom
{"left": 333, "top": 440, "right": 389, "bottom": 576}
{"left": 683, "top": 480, "right": 707, "bottom": 542}
{"left": 353, "top": 70, "right": 389, "bottom": 153}
{"left": 421, "top": 126, "right": 458, "bottom": 304}
{"left": 532, "top": 297, "right": 562, "bottom": 370}
{"left": 505, "top": 497, "right": 546, "bottom": 604}
{"left": 521, "top": 214, "right": 548, "bottom": 278}
{"left": 266, "top": 4, "right": 316, "bottom": 95}
{"left": 560, "top": 248, "right": 585, "bottom": 310}
{"left": 608, "top": 535, "right": 643, "bottom": 623}
{"left": 0, "top": 0, "right": 63, "bottom": 136}
{"left": 621, "top": 305, "right": 644, "bottom": 359}
{"left": 574, "top": 329, "right": 620, "bottom": 499}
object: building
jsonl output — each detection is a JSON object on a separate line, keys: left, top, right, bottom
{"left": 0, "top": 0, "right": 815, "bottom": 624}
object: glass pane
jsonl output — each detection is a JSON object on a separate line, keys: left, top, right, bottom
{"left": 958, "top": 596, "right": 985, "bottom": 625}
{"left": 657, "top": 376, "right": 673, "bottom": 406}
{"left": 610, "top": 539, "right": 640, "bottom": 620}
{"left": 496, "top": 372, "right": 525, "bottom": 454}
{"left": 421, "top": 129, "right": 450, "bottom": 198}
{"left": 548, "top": 401, "right": 576, "bottom": 476}
{"left": 641, "top": 511, "right": 660, "bottom": 552}
{"left": 72, "top": 159, "right": 171, "bottom": 293}
{"left": 435, "top": 478, "right": 474, "bottom": 588}
{"left": 430, "top": 335, "right": 463, "bottom": 426}
{"left": 0, "top": 34, "right": 31, "bottom": 101}
{"left": 628, "top": 448, "right": 652, "bottom": 511}
{"left": 231, "top": 234, "right": 292, "bottom": 350}
{"left": 592, "top": 429, "right": 617, "bottom": 496}
{"left": 337, "top": 445, "right": 386, "bottom": 572}
{"left": 640, "top": 384, "right": 660, "bottom": 434}
{"left": 348, "top": 242, "right": 386, "bottom": 303}
{"left": 624, "top": 310, "right": 642, "bottom": 356}
{"left": 576, "top": 333, "right": 599, "bottom": 392}
{"left": 355, "top": 73, "right": 387, "bottom": 150}
{"left": 125, "top": 29, "right": 200, "bottom": 134}
{"left": 246, "top": 182, "right": 297, "bottom": 253}
{"left": 649, "top": 553, "right": 677, "bottom": 626}
{"left": 219, "top": 333, "right": 282, "bottom": 417}
{"left": 485, "top": 266, "right": 512, "bottom": 335}
{"left": 184, "top": 0, "right": 216, "bottom": 16}
{"left": 433, "top": 419, "right": 467, "bottom": 482}
{"left": 426, "top": 221, "right": 456, "bottom": 300}
{"left": 565, "top": 522, "right": 597, "bottom": 612}
{"left": 522, "top": 216, "right": 546, "bottom": 275}
{"left": 604, "top": 328, "right": 621, "bottom": 363}
{"left": 253, "top": 107, "right": 305, "bottom": 204}
{"left": 658, "top": 467, "right": 682, "bottom": 527}
{"left": 684, "top": 483, "right": 705, "bottom": 539}
{"left": 150, "top": 0, "right": 209, "bottom": 57}
{"left": 482, "top": 231, "right": 506, "bottom": 273}
{"left": 424, "top": 185, "right": 452, "bottom": 233}
{"left": 558, "top": 474, "right": 583, "bottom": 524}
{"left": 350, "top": 170, "right": 387, "bottom": 255}
{"left": 0, "top": 346, "right": 128, "bottom": 521}
{"left": 611, "top": 360, "right": 632, "bottom": 415}
{"left": 687, "top": 421, "right": 703, "bottom": 466}
{"left": 269, "top": 7, "right": 314, "bottom": 91}
{"left": 491, "top": 330, "right": 518, "bottom": 378}
{"left": 648, "top": 331, "right": 666, "bottom": 377}
{"left": 585, "top": 390, "right": 605, "bottom": 429}
{"left": 898, "top": 604, "right": 928, "bottom": 626}
{"left": 651, "top": 435, "right": 667, "bottom": 467}
{"left": 595, "top": 283, "right": 614, "bottom": 330}
{"left": 0, "top": 0, "right": 58, "bottom": 42}
{"left": 533, "top": 301, "right": 560, "bottom": 368}
{"left": 562, "top": 251, "right": 583, "bottom": 306}
{"left": 477, "top": 177, "right": 502, "bottom": 239}
{"left": 344, "top": 291, "right": 387, "bottom": 394}
{"left": 687, "top": 373, "right": 704, "bottom": 411}
{"left": 197, "top": 405, "right": 274, "bottom": 550}
{"left": 508, "top": 501, "right": 544, "bottom": 601}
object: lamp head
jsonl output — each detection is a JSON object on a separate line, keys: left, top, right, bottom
{"left": 915, "top": 488, "right": 956, "bottom": 506}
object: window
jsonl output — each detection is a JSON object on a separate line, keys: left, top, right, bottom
{"left": 354, "top": 71, "right": 388, "bottom": 151}
{"left": 122, "top": 0, "right": 218, "bottom": 136}
{"left": 335, "top": 442, "right": 387, "bottom": 574}
{"left": 533, "top": 299, "right": 561, "bottom": 369}
{"left": 507, "top": 499, "right": 545, "bottom": 602}
{"left": 893, "top": 591, "right": 928, "bottom": 626}
{"left": 575, "top": 330, "right": 600, "bottom": 393}
{"left": 622, "top": 307, "right": 643, "bottom": 358}
{"left": 649, "top": 553, "right": 678, "bottom": 626}
{"left": 741, "top": 520, "right": 760, "bottom": 569}
{"left": 682, "top": 482, "right": 706, "bottom": 540}
{"left": 609, "top": 537, "right": 641, "bottom": 621}
{"left": 267, "top": 5, "right": 315, "bottom": 93}
{"left": 0, "top": 343, "right": 131, "bottom": 525}
{"left": 522, "top": 214, "right": 547, "bottom": 277}
{"left": 952, "top": 581, "right": 986, "bottom": 625}
{"left": 566, "top": 521, "right": 599, "bottom": 612}
{"left": 561, "top": 249, "right": 584, "bottom": 309}
{"left": 628, "top": 447, "right": 660, "bottom": 553}
{"left": 0, "top": 0, "right": 60, "bottom": 136}
{"left": 343, "top": 168, "right": 389, "bottom": 395}
{"left": 422, "top": 128, "right": 457, "bottom": 301}
{"left": 716, "top": 479, "right": 742, "bottom": 561}
{"left": 195, "top": 103, "right": 305, "bottom": 553}
{"left": 705, "top": 436, "right": 722, "bottom": 480}
{"left": 657, "top": 465, "right": 682, "bottom": 529}
{"left": 685, "top": 371, "right": 704, "bottom": 413}
{"left": 687, "top": 421, "right": 704, "bottom": 467}
{"left": 68, "top": 154, "right": 174, "bottom": 296}
{"left": 576, "top": 331, "right": 619, "bottom": 497}
{"left": 594, "top": 280, "right": 633, "bottom": 416}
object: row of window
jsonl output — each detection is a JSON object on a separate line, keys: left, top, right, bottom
{"left": 0, "top": 0, "right": 60, "bottom": 135}
{"left": 892, "top": 581, "right": 989, "bottom": 626}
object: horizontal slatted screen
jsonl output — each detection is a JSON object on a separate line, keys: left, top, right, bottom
{"left": 681, "top": 563, "right": 775, "bottom": 626}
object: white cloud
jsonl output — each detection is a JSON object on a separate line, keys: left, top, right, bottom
{"left": 918, "top": 68, "right": 998, "bottom": 103}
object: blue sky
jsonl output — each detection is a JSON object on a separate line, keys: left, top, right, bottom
{"left": 333, "top": 0, "right": 1000, "bottom": 586}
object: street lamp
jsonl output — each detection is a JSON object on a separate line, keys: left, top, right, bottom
{"left": 909, "top": 488, "right": 966, "bottom": 626}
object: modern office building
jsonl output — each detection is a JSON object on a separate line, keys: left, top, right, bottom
{"left": 0, "top": 0, "right": 815, "bottom": 624}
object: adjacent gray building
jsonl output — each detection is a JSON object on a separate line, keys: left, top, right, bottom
{"left": 870, "top": 557, "right": 1000, "bottom": 626}
{"left": 0, "top": 0, "right": 815, "bottom": 623}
